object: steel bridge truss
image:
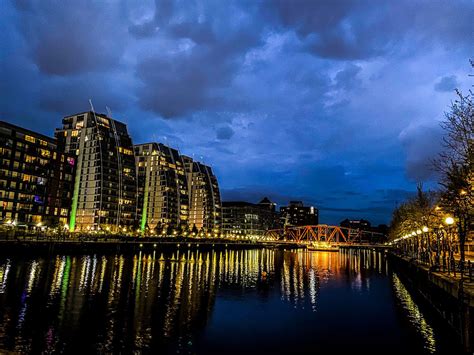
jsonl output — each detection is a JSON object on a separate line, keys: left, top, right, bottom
{"left": 264, "top": 225, "right": 382, "bottom": 244}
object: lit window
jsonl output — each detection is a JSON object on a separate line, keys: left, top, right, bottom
{"left": 39, "top": 149, "right": 51, "bottom": 158}
{"left": 25, "top": 135, "right": 36, "bottom": 143}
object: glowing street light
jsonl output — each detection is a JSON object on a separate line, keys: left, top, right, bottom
{"left": 445, "top": 216, "right": 455, "bottom": 225}
{"left": 422, "top": 226, "right": 429, "bottom": 233}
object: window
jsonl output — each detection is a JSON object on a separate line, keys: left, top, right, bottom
{"left": 25, "top": 135, "right": 36, "bottom": 143}
{"left": 39, "top": 149, "right": 51, "bottom": 158}
{"left": 118, "top": 147, "right": 133, "bottom": 155}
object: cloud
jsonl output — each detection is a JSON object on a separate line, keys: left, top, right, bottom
{"left": 12, "top": 0, "right": 126, "bottom": 76}
{"left": 399, "top": 124, "right": 443, "bottom": 181}
{"left": 2, "top": 0, "right": 472, "bottom": 225}
{"left": 38, "top": 74, "right": 130, "bottom": 115}
{"left": 133, "top": 2, "right": 262, "bottom": 118}
{"left": 334, "top": 63, "right": 362, "bottom": 90}
{"left": 434, "top": 75, "right": 459, "bottom": 92}
{"left": 216, "top": 125, "right": 235, "bottom": 140}
{"left": 262, "top": 0, "right": 473, "bottom": 60}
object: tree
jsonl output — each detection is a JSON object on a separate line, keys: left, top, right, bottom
{"left": 434, "top": 86, "right": 474, "bottom": 278}
{"left": 389, "top": 184, "right": 440, "bottom": 240}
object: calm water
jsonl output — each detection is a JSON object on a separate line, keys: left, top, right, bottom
{"left": 0, "top": 248, "right": 461, "bottom": 353}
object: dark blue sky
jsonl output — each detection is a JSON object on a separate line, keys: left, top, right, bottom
{"left": 1, "top": 0, "right": 472, "bottom": 225}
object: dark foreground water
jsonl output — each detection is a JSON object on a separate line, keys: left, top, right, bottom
{"left": 0, "top": 248, "right": 462, "bottom": 354}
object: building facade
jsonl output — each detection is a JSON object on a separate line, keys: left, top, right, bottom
{"left": 135, "top": 143, "right": 189, "bottom": 232}
{"left": 0, "top": 121, "right": 74, "bottom": 227}
{"left": 340, "top": 218, "right": 371, "bottom": 230}
{"left": 183, "top": 156, "right": 221, "bottom": 232}
{"left": 55, "top": 112, "right": 137, "bottom": 232}
{"left": 222, "top": 198, "right": 277, "bottom": 238}
{"left": 280, "top": 201, "right": 319, "bottom": 226}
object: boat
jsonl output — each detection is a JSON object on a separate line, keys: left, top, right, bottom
{"left": 307, "top": 244, "right": 339, "bottom": 252}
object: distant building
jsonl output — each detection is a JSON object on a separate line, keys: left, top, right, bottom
{"left": 339, "top": 218, "right": 388, "bottom": 243}
{"left": 183, "top": 156, "right": 221, "bottom": 233}
{"left": 280, "top": 201, "right": 319, "bottom": 226}
{"left": 340, "top": 218, "right": 371, "bottom": 230}
{"left": 55, "top": 112, "right": 137, "bottom": 232}
{"left": 222, "top": 198, "right": 278, "bottom": 238}
{"left": 0, "top": 121, "right": 74, "bottom": 227}
{"left": 135, "top": 143, "right": 189, "bottom": 232}
{"left": 258, "top": 196, "right": 276, "bottom": 213}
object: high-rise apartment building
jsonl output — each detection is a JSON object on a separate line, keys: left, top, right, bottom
{"left": 280, "top": 201, "right": 319, "bottom": 226}
{"left": 55, "top": 112, "right": 137, "bottom": 232}
{"left": 0, "top": 121, "right": 74, "bottom": 227}
{"left": 135, "top": 143, "right": 189, "bottom": 231}
{"left": 183, "top": 157, "right": 221, "bottom": 232}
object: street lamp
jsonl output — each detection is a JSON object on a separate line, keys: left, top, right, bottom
{"left": 443, "top": 216, "right": 456, "bottom": 274}
{"left": 445, "top": 216, "right": 455, "bottom": 225}
{"left": 422, "top": 226, "right": 429, "bottom": 233}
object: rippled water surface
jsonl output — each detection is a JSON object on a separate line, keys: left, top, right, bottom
{"left": 0, "top": 249, "right": 461, "bottom": 353}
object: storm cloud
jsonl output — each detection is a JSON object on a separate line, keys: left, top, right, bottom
{"left": 1, "top": 0, "right": 472, "bottom": 224}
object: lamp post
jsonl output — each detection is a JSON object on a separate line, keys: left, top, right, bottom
{"left": 433, "top": 227, "right": 441, "bottom": 270}
{"left": 422, "top": 226, "right": 430, "bottom": 265}
{"left": 445, "top": 216, "right": 455, "bottom": 275}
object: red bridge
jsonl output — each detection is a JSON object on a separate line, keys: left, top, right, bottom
{"left": 264, "top": 224, "right": 385, "bottom": 244}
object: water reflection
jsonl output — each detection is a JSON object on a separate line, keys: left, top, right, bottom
{"left": 0, "top": 249, "right": 457, "bottom": 353}
{"left": 392, "top": 273, "right": 437, "bottom": 353}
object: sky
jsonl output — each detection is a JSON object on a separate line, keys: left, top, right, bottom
{"left": 1, "top": 0, "right": 473, "bottom": 225}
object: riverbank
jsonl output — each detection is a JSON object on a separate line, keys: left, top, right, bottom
{"left": 388, "top": 252, "right": 474, "bottom": 352}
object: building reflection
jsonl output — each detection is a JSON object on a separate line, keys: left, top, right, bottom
{"left": 0, "top": 248, "right": 390, "bottom": 352}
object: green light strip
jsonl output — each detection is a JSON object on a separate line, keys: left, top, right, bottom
{"left": 69, "top": 155, "right": 82, "bottom": 231}
{"left": 140, "top": 168, "right": 149, "bottom": 233}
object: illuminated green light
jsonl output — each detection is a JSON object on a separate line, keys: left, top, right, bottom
{"left": 69, "top": 154, "right": 83, "bottom": 232}
{"left": 140, "top": 170, "right": 149, "bottom": 233}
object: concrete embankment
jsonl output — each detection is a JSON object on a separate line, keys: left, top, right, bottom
{"left": 388, "top": 252, "right": 473, "bottom": 352}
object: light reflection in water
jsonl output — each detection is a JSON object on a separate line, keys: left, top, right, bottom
{"left": 0, "top": 259, "right": 11, "bottom": 294}
{"left": 392, "top": 273, "right": 437, "bottom": 353}
{"left": 0, "top": 249, "right": 455, "bottom": 353}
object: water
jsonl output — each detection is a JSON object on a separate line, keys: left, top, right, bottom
{"left": 0, "top": 248, "right": 462, "bottom": 353}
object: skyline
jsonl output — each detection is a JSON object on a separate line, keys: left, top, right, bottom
{"left": 1, "top": 0, "right": 473, "bottom": 224}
